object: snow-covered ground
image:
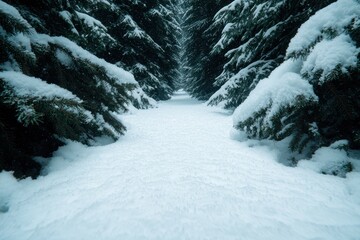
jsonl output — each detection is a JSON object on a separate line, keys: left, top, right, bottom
{"left": 1, "top": 91, "right": 360, "bottom": 240}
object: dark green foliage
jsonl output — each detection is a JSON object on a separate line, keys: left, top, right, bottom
{"left": 0, "top": 100, "right": 60, "bottom": 179}
{"left": 232, "top": 0, "right": 360, "bottom": 170}
{"left": 209, "top": 0, "right": 335, "bottom": 109}
{"left": 235, "top": 95, "right": 319, "bottom": 153}
{"left": 0, "top": 9, "right": 31, "bottom": 34}
{"left": 208, "top": 59, "right": 280, "bottom": 109}
{"left": 5, "top": 0, "right": 181, "bottom": 100}
{"left": 75, "top": 0, "right": 181, "bottom": 100}
{"left": 314, "top": 66, "right": 360, "bottom": 149}
{"left": 182, "top": 0, "right": 232, "bottom": 100}
{"left": 0, "top": 1, "right": 159, "bottom": 178}
{"left": 298, "top": 12, "right": 360, "bottom": 152}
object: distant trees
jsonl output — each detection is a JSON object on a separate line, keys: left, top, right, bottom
{"left": 181, "top": 0, "right": 232, "bottom": 100}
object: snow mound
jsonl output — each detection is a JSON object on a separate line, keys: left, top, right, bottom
{"left": 298, "top": 143, "right": 352, "bottom": 178}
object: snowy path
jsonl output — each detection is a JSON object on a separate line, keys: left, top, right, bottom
{"left": 1, "top": 92, "right": 360, "bottom": 240}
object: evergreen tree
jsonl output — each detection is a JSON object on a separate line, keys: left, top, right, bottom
{"left": 233, "top": 0, "right": 360, "bottom": 162}
{"left": 80, "top": 0, "right": 182, "bottom": 100}
{"left": 7, "top": 0, "right": 182, "bottom": 100}
{"left": 0, "top": 0, "right": 155, "bottom": 178}
{"left": 182, "top": 0, "right": 231, "bottom": 100}
{"left": 208, "top": 0, "right": 335, "bottom": 109}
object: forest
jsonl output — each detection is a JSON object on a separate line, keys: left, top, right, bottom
{"left": 1, "top": 1, "right": 360, "bottom": 238}
{"left": 1, "top": 0, "right": 359, "bottom": 178}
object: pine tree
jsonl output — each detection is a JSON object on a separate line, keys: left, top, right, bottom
{"left": 182, "top": 0, "right": 231, "bottom": 100}
{"left": 80, "top": 0, "right": 182, "bottom": 100}
{"left": 208, "top": 0, "right": 335, "bottom": 109}
{"left": 0, "top": 0, "right": 155, "bottom": 178}
{"left": 233, "top": 0, "right": 360, "bottom": 161}
{"left": 8, "top": 0, "right": 182, "bottom": 101}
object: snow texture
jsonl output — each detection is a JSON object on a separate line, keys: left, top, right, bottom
{"left": 32, "top": 34, "right": 136, "bottom": 85}
{"left": 8, "top": 33, "right": 32, "bottom": 52}
{"left": 208, "top": 60, "right": 275, "bottom": 109}
{"left": 59, "top": 11, "right": 79, "bottom": 35}
{"left": 75, "top": 11, "right": 107, "bottom": 29}
{"left": 287, "top": 0, "right": 360, "bottom": 55}
{"left": 55, "top": 49, "right": 73, "bottom": 68}
{"left": 301, "top": 34, "right": 359, "bottom": 84}
{"left": 0, "top": 0, "right": 27, "bottom": 22}
{"left": 298, "top": 146, "right": 351, "bottom": 178}
{"left": 0, "top": 71, "right": 79, "bottom": 100}
{"left": 233, "top": 59, "right": 317, "bottom": 124}
{"left": 1, "top": 92, "right": 359, "bottom": 240}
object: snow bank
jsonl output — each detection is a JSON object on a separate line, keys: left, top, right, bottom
{"left": 287, "top": 0, "right": 360, "bottom": 55}
{"left": 346, "top": 172, "right": 360, "bottom": 204}
{"left": 0, "top": 172, "right": 20, "bottom": 213}
{"left": 233, "top": 59, "right": 317, "bottom": 124}
{"left": 41, "top": 141, "right": 89, "bottom": 174}
{"left": 298, "top": 145, "right": 351, "bottom": 178}
{"left": 0, "top": 71, "right": 79, "bottom": 100}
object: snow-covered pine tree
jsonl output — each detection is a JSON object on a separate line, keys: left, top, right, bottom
{"left": 144, "top": 0, "right": 182, "bottom": 93}
{"left": 182, "top": 0, "right": 231, "bottom": 100}
{"left": 9, "top": 0, "right": 181, "bottom": 101}
{"left": 0, "top": 0, "right": 155, "bottom": 178}
{"left": 233, "top": 0, "right": 360, "bottom": 161}
{"left": 84, "top": 0, "right": 182, "bottom": 100}
{"left": 208, "top": 0, "right": 335, "bottom": 109}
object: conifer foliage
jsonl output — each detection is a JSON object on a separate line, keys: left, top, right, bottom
{"left": 208, "top": 0, "right": 335, "bottom": 109}
{"left": 181, "top": 0, "right": 231, "bottom": 100}
{"left": 89, "top": 0, "right": 182, "bottom": 100}
{"left": 1, "top": 0, "right": 360, "bottom": 179}
{"left": 0, "top": 0, "right": 182, "bottom": 178}
{"left": 183, "top": 0, "right": 360, "bottom": 174}
{"left": 232, "top": 0, "right": 360, "bottom": 159}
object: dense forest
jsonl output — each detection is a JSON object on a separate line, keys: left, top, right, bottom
{"left": 1, "top": 0, "right": 360, "bottom": 178}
